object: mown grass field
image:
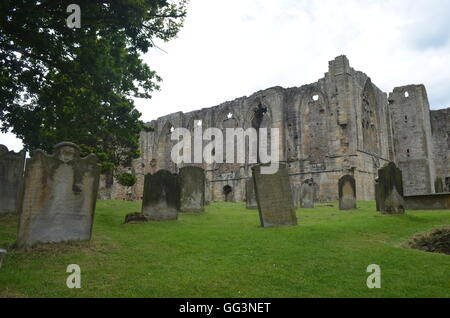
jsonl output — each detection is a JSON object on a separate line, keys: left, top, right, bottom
{"left": 0, "top": 200, "right": 449, "bottom": 298}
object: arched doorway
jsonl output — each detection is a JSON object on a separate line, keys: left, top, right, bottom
{"left": 223, "top": 185, "right": 233, "bottom": 202}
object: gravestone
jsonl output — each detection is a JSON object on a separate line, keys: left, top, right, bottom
{"left": 252, "top": 164, "right": 297, "bottom": 228}
{"left": 179, "top": 166, "right": 205, "bottom": 213}
{"left": 377, "top": 162, "right": 405, "bottom": 214}
{"left": 300, "top": 179, "right": 315, "bottom": 208}
{"left": 17, "top": 142, "right": 100, "bottom": 248}
{"left": 339, "top": 175, "right": 356, "bottom": 210}
{"left": 142, "top": 170, "right": 179, "bottom": 221}
{"left": 434, "top": 177, "right": 444, "bottom": 193}
{"left": 246, "top": 178, "right": 258, "bottom": 209}
{"left": 0, "top": 145, "right": 26, "bottom": 214}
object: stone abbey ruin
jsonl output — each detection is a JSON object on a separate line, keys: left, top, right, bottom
{"left": 99, "top": 56, "right": 450, "bottom": 203}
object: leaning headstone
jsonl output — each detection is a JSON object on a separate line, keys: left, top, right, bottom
{"left": 246, "top": 178, "right": 258, "bottom": 209}
{"left": 252, "top": 164, "right": 297, "bottom": 228}
{"left": 0, "top": 249, "right": 6, "bottom": 269}
{"left": 339, "top": 175, "right": 356, "bottom": 210}
{"left": 178, "top": 167, "right": 205, "bottom": 213}
{"left": 377, "top": 162, "right": 405, "bottom": 214}
{"left": 17, "top": 142, "right": 101, "bottom": 248}
{"left": 435, "top": 177, "right": 444, "bottom": 193}
{"left": 300, "top": 179, "right": 315, "bottom": 208}
{"left": 0, "top": 145, "right": 26, "bottom": 214}
{"left": 142, "top": 170, "right": 179, "bottom": 221}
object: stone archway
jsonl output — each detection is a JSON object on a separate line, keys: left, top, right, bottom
{"left": 223, "top": 185, "right": 233, "bottom": 202}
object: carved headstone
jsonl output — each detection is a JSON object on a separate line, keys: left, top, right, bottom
{"left": 0, "top": 145, "right": 26, "bottom": 214}
{"left": 179, "top": 166, "right": 205, "bottom": 213}
{"left": 17, "top": 142, "right": 100, "bottom": 248}
{"left": 246, "top": 178, "right": 258, "bottom": 209}
{"left": 377, "top": 162, "right": 405, "bottom": 214}
{"left": 252, "top": 164, "right": 297, "bottom": 228}
{"left": 142, "top": 170, "right": 179, "bottom": 221}
{"left": 300, "top": 179, "right": 315, "bottom": 208}
{"left": 339, "top": 175, "right": 356, "bottom": 210}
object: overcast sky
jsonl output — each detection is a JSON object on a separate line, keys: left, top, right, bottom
{"left": 2, "top": 0, "right": 450, "bottom": 152}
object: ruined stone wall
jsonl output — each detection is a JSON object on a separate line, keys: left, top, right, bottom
{"left": 430, "top": 108, "right": 450, "bottom": 191}
{"left": 389, "top": 85, "right": 436, "bottom": 195}
{"left": 98, "top": 56, "right": 447, "bottom": 202}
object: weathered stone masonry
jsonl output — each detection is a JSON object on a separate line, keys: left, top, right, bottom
{"left": 101, "top": 56, "right": 449, "bottom": 202}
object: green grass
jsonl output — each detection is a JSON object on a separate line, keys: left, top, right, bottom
{"left": 0, "top": 201, "right": 449, "bottom": 298}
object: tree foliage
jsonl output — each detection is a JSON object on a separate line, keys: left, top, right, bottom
{"left": 117, "top": 172, "right": 138, "bottom": 187}
{"left": 0, "top": 0, "right": 187, "bottom": 173}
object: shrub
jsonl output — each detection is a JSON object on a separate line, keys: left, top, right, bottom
{"left": 117, "top": 173, "right": 137, "bottom": 187}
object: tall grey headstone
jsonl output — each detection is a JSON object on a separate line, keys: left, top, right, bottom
{"left": 300, "top": 179, "right": 315, "bottom": 208}
{"left": 377, "top": 162, "right": 405, "bottom": 214}
{"left": 142, "top": 170, "right": 179, "bottom": 221}
{"left": 17, "top": 142, "right": 100, "bottom": 248}
{"left": 252, "top": 164, "right": 297, "bottom": 228}
{"left": 339, "top": 175, "right": 357, "bottom": 210}
{"left": 246, "top": 178, "right": 258, "bottom": 210}
{"left": 0, "top": 145, "right": 26, "bottom": 214}
{"left": 179, "top": 166, "right": 205, "bottom": 213}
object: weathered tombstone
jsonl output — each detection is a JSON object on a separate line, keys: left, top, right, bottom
{"left": 377, "top": 162, "right": 405, "bottom": 214}
{"left": 246, "top": 178, "right": 258, "bottom": 209}
{"left": 339, "top": 175, "right": 356, "bottom": 210}
{"left": 142, "top": 170, "right": 179, "bottom": 221}
{"left": 252, "top": 164, "right": 297, "bottom": 228}
{"left": 0, "top": 145, "right": 26, "bottom": 214}
{"left": 435, "top": 177, "right": 444, "bottom": 193}
{"left": 17, "top": 142, "right": 100, "bottom": 248}
{"left": 300, "top": 179, "right": 315, "bottom": 208}
{"left": 178, "top": 166, "right": 205, "bottom": 213}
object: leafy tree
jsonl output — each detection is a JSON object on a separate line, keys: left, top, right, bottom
{"left": 117, "top": 172, "right": 138, "bottom": 187}
{"left": 0, "top": 0, "right": 187, "bottom": 175}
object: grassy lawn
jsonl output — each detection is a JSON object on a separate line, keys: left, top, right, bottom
{"left": 0, "top": 200, "right": 449, "bottom": 298}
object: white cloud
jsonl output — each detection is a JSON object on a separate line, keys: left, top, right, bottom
{"left": 135, "top": 0, "right": 450, "bottom": 124}
{"left": 2, "top": 0, "right": 450, "bottom": 149}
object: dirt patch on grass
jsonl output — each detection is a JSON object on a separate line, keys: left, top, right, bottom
{"left": 11, "top": 233, "right": 119, "bottom": 256}
{"left": 406, "top": 227, "right": 450, "bottom": 255}
{"left": 0, "top": 288, "right": 27, "bottom": 298}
